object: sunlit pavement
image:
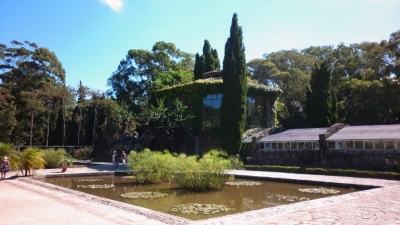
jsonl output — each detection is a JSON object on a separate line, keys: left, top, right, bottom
{"left": 1, "top": 164, "right": 400, "bottom": 225}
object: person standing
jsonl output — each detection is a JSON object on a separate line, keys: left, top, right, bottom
{"left": 121, "top": 151, "right": 127, "bottom": 165}
{"left": 112, "top": 151, "right": 118, "bottom": 169}
{"left": 1, "top": 156, "right": 10, "bottom": 179}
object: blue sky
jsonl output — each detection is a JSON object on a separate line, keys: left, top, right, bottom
{"left": 1, "top": 0, "right": 399, "bottom": 92}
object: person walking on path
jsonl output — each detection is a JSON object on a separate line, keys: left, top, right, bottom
{"left": 112, "top": 151, "right": 119, "bottom": 169}
{"left": 1, "top": 156, "right": 10, "bottom": 179}
{"left": 121, "top": 151, "right": 127, "bottom": 165}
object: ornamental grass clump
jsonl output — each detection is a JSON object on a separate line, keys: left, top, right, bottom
{"left": 171, "top": 149, "right": 233, "bottom": 191}
{"left": 128, "top": 148, "right": 175, "bottom": 183}
{"left": 41, "top": 148, "right": 67, "bottom": 168}
{"left": 127, "top": 149, "right": 234, "bottom": 191}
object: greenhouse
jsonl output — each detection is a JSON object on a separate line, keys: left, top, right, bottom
{"left": 257, "top": 127, "right": 329, "bottom": 150}
{"left": 325, "top": 124, "right": 400, "bottom": 150}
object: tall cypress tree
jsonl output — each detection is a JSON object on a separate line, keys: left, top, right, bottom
{"left": 220, "top": 13, "right": 247, "bottom": 155}
{"left": 305, "top": 61, "right": 334, "bottom": 127}
{"left": 193, "top": 53, "right": 205, "bottom": 80}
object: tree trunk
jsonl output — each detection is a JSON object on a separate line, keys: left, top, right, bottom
{"left": 30, "top": 113, "right": 34, "bottom": 147}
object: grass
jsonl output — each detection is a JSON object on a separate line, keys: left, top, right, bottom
{"left": 127, "top": 149, "right": 235, "bottom": 191}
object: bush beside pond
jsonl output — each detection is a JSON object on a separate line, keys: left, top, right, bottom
{"left": 127, "top": 149, "right": 236, "bottom": 191}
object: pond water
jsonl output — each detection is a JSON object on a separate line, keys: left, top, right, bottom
{"left": 42, "top": 175, "right": 358, "bottom": 220}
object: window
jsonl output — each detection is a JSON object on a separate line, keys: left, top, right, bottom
{"left": 283, "top": 142, "right": 290, "bottom": 149}
{"left": 203, "top": 94, "right": 222, "bottom": 128}
{"left": 364, "top": 140, "right": 373, "bottom": 149}
{"left": 374, "top": 141, "right": 384, "bottom": 149}
{"left": 385, "top": 141, "right": 395, "bottom": 149}
{"left": 303, "top": 142, "right": 311, "bottom": 149}
{"left": 346, "top": 141, "right": 354, "bottom": 149}
{"left": 336, "top": 141, "right": 344, "bottom": 149}
{"left": 354, "top": 141, "right": 363, "bottom": 149}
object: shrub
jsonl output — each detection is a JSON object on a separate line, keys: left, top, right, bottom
{"left": 127, "top": 148, "right": 174, "bottom": 183}
{"left": 127, "top": 148, "right": 233, "bottom": 191}
{"left": 16, "top": 148, "right": 45, "bottom": 176}
{"left": 0, "top": 142, "right": 14, "bottom": 157}
{"left": 171, "top": 150, "right": 233, "bottom": 191}
{"left": 41, "top": 148, "right": 67, "bottom": 168}
{"left": 72, "top": 147, "right": 93, "bottom": 159}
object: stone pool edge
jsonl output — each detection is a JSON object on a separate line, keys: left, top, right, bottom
{"left": 11, "top": 169, "right": 400, "bottom": 225}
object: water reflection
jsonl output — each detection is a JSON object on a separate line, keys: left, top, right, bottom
{"left": 42, "top": 176, "right": 357, "bottom": 220}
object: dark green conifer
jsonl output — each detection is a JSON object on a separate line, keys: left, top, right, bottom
{"left": 220, "top": 13, "right": 247, "bottom": 155}
{"left": 305, "top": 61, "right": 335, "bottom": 127}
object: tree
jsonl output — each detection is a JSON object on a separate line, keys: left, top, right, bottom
{"left": 138, "top": 98, "right": 193, "bottom": 152}
{"left": 0, "top": 41, "right": 66, "bottom": 145}
{"left": 305, "top": 62, "right": 335, "bottom": 127}
{"left": 0, "top": 87, "right": 17, "bottom": 143}
{"left": 107, "top": 42, "right": 194, "bottom": 113}
{"left": 220, "top": 13, "right": 248, "bottom": 155}
{"left": 193, "top": 40, "right": 221, "bottom": 80}
{"left": 20, "top": 90, "right": 46, "bottom": 146}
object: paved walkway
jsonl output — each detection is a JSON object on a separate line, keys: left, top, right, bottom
{"left": 1, "top": 164, "right": 400, "bottom": 225}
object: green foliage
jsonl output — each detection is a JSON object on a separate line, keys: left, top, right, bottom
{"left": 127, "top": 148, "right": 174, "bottom": 183}
{"left": 193, "top": 40, "right": 220, "bottom": 81}
{"left": 107, "top": 41, "right": 194, "bottom": 112}
{"left": 138, "top": 98, "right": 193, "bottom": 151}
{"left": 305, "top": 62, "right": 335, "bottom": 127}
{"left": 127, "top": 149, "right": 234, "bottom": 191}
{"left": 41, "top": 148, "right": 66, "bottom": 168}
{"left": 154, "top": 69, "right": 193, "bottom": 90}
{"left": 72, "top": 147, "right": 93, "bottom": 159}
{"left": 16, "top": 148, "right": 46, "bottom": 176}
{"left": 220, "top": 13, "right": 248, "bottom": 155}
{"left": 0, "top": 142, "right": 14, "bottom": 157}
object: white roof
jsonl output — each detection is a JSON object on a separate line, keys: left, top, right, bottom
{"left": 258, "top": 128, "right": 329, "bottom": 142}
{"left": 326, "top": 124, "right": 400, "bottom": 141}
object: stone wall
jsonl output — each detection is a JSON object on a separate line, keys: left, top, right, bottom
{"left": 254, "top": 149, "right": 400, "bottom": 171}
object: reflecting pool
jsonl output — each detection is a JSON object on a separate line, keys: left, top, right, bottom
{"left": 42, "top": 175, "right": 358, "bottom": 220}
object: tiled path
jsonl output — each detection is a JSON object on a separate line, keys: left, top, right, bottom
{"left": 1, "top": 164, "right": 400, "bottom": 225}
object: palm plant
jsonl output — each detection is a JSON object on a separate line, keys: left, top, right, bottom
{"left": 0, "top": 142, "right": 14, "bottom": 157}
{"left": 17, "top": 148, "right": 45, "bottom": 176}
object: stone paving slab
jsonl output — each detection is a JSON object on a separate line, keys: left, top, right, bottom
{"left": 1, "top": 165, "right": 400, "bottom": 225}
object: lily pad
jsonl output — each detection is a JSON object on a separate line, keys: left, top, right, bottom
{"left": 121, "top": 192, "right": 168, "bottom": 199}
{"left": 73, "top": 178, "right": 104, "bottom": 183}
{"left": 225, "top": 181, "right": 261, "bottom": 186}
{"left": 77, "top": 184, "right": 114, "bottom": 189}
{"left": 171, "top": 203, "right": 234, "bottom": 215}
{"left": 298, "top": 187, "right": 341, "bottom": 194}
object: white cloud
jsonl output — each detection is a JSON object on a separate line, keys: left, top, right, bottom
{"left": 101, "top": 0, "right": 124, "bottom": 12}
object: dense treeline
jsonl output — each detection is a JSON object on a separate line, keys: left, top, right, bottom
{"left": 248, "top": 29, "right": 400, "bottom": 128}
{"left": 1, "top": 28, "right": 399, "bottom": 152}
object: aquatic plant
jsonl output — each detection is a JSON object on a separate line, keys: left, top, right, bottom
{"left": 127, "top": 148, "right": 174, "bottom": 183}
{"left": 298, "top": 187, "right": 341, "bottom": 194}
{"left": 77, "top": 184, "right": 114, "bottom": 189}
{"left": 225, "top": 181, "right": 261, "bottom": 186}
{"left": 127, "top": 149, "right": 234, "bottom": 191}
{"left": 121, "top": 192, "right": 168, "bottom": 199}
{"left": 170, "top": 203, "right": 234, "bottom": 215}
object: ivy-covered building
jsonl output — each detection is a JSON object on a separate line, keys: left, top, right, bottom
{"left": 154, "top": 71, "right": 282, "bottom": 152}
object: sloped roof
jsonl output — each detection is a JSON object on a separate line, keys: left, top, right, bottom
{"left": 258, "top": 128, "right": 329, "bottom": 142}
{"left": 326, "top": 124, "right": 400, "bottom": 141}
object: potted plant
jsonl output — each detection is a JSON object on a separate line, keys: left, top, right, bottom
{"left": 59, "top": 159, "right": 72, "bottom": 172}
